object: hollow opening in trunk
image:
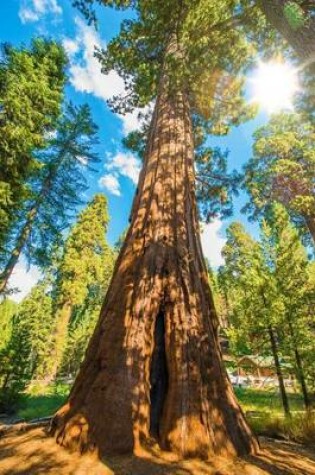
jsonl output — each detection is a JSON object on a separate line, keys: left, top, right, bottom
{"left": 150, "top": 309, "right": 168, "bottom": 440}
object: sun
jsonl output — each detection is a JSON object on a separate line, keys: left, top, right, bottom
{"left": 250, "top": 60, "right": 299, "bottom": 113}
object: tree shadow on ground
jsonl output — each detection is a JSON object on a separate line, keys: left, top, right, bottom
{"left": 1, "top": 429, "right": 315, "bottom": 474}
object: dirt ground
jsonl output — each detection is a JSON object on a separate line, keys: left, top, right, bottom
{"left": 0, "top": 428, "right": 315, "bottom": 475}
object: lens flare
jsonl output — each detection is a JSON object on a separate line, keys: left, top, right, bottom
{"left": 250, "top": 61, "right": 299, "bottom": 113}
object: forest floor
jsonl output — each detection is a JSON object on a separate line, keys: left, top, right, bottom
{"left": 0, "top": 427, "right": 315, "bottom": 475}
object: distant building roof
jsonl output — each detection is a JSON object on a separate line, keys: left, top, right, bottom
{"left": 237, "top": 355, "right": 275, "bottom": 368}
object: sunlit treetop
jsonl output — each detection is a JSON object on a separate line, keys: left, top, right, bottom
{"left": 243, "top": 112, "right": 315, "bottom": 240}
{"left": 74, "top": 0, "right": 269, "bottom": 136}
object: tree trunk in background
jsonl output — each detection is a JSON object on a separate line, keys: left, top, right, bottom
{"left": 287, "top": 319, "right": 310, "bottom": 408}
{"left": 45, "top": 302, "right": 73, "bottom": 382}
{"left": 305, "top": 215, "right": 315, "bottom": 245}
{"left": 268, "top": 326, "right": 290, "bottom": 416}
{"left": 50, "top": 43, "right": 257, "bottom": 458}
{"left": 259, "top": 0, "right": 315, "bottom": 64}
{"left": 0, "top": 208, "right": 36, "bottom": 294}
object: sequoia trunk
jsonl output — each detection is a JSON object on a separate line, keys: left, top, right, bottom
{"left": 258, "top": 0, "right": 315, "bottom": 64}
{"left": 51, "top": 53, "right": 257, "bottom": 458}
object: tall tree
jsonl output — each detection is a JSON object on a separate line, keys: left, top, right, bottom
{"left": 51, "top": 0, "right": 259, "bottom": 458}
{"left": 0, "top": 39, "right": 67, "bottom": 245}
{"left": 0, "top": 103, "right": 99, "bottom": 294}
{"left": 0, "top": 282, "right": 53, "bottom": 410}
{"left": 265, "top": 204, "right": 314, "bottom": 408}
{"left": 221, "top": 222, "right": 291, "bottom": 416}
{"left": 47, "top": 194, "right": 111, "bottom": 380}
{"left": 243, "top": 113, "right": 315, "bottom": 244}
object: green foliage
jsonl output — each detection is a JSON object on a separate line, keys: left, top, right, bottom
{"left": 219, "top": 205, "right": 315, "bottom": 393}
{"left": 49, "top": 194, "right": 116, "bottom": 377}
{"left": 0, "top": 283, "right": 54, "bottom": 411}
{"left": 0, "top": 299, "right": 17, "bottom": 350}
{"left": 55, "top": 194, "right": 111, "bottom": 307}
{"left": 243, "top": 113, "right": 315, "bottom": 239}
{"left": 284, "top": 2, "right": 308, "bottom": 30}
{"left": 1, "top": 102, "right": 99, "bottom": 271}
{"left": 0, "top": 39, "right": 67, "bottom": 243}
{"left": 196, "top": 147, "right": 241, "bottom": 221}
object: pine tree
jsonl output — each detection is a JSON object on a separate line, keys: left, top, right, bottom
{"left": 0, "top": 103, "right": 99, "bottom": 294}
{"left": 51, "top": 0, "right": 259, "bottom": 458}
{"left": 243, "top": 113, "right": 315, "bottom": 244}
{"left": 222, "top": 222, "right": 291, "bottom": 415}
{"left": 0, "top": 39, "right": 67, "bottom": 245}
{"left": 47, "top": 194, "right": 111, "bottom": 380}
{"left": 0, "top": 283, "right": 53, "bottom": 410}
{"left": 60, "top": 242, "right": 116, "bottom": 377}
{"left": 0, "top": 299, "right": 17, "bottom": 351}
{"left": 265, "top": 204, "right": 314, "bottom": 407}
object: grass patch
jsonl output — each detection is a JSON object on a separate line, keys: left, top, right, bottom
{"left": 17, "top": 382, "right": 70, "bottom": 421}
{"left": 16, "top": 382, "right": 311, "bottom": 446}
{"left": 235, "top": 387, "right": 304, "bottom": 415}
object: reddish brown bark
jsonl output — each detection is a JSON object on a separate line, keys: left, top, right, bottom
{"left": 258, "top": 0, "right": 315, "bottom": 64}
{"left": 50, "top": 56, "right": 258, "bottom": 458}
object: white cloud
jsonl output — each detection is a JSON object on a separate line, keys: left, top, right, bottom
{"left": 106, "top": 152, "right": 141, "bottom": 185}
{"left": 98, "top": 151, "right": 141, "bottom": 196}
{"left": 99, "top": 174, "right": 121, "bottom": 196}
{"left": 62, "top": 38, "right": 79, "bottom": 57}
{"left": 7, "top": 258, "right": 42, "bottom": 303}
{"left": 65, "top": 18, "right": 147, "bottom": 134}
{"left": 19, "top": 0, "right": 62, "bottom": 23}
{"left": 200, "top": 219, "right": 226, "bottom": 268}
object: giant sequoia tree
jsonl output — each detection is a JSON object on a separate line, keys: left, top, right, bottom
{"left": 51, "top": 0, "right": 258, "bottom": 457}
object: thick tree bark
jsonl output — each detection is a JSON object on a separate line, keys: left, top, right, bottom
{"left": 258, "top": 0, "right": 315, "bottom": 64}
{"left": 50, "top": 46, "right": 257, "bottom": 458}
{"left": 268, "top": 326, "right": 290, "bottom": 416}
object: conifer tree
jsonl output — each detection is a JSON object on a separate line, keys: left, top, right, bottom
{"left": 0, "top": 103, "right": 99, "bottom": 294}
{"left": 0, "top": 299, "right": 17, "bottom": 351}
{"left": 48, "top": 194, "right": 111, "bottom": 380}
{"left": 222, "top": 222, "right": 291, "bottom": 415}
{"left": 0, "top": 39, "right": 67, "bottom": 244}
{"left": 0, "top": 283, "right": 53, "bottom": 410}
{"left": 265, "top": 204, "right": 314, "bottom": 407}
{"left": 51, "top": 0, "right": 259, "bottom": 457}
{"left": 243, "top": 113, "right": 315, "bottom": 244}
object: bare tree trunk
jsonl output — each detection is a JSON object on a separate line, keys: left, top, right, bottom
{"left": 305, "top": 215, "right": 315, "bottom": 245}
{"left": 287, "top": 319, "right": 310, "bottom": 408}
{"left": 45, "top": 302, "right": 73, "bottom": 382}
{"left": 258, "top": 0, "right": 315, "bottom": 64}
{"left": 50, "top": 47, "right": 257, "bottom": 458}
{"left": 268, "top": 326, "right": 290, "bottom": 416}
{"left": 0, "top": 208, "right": 36, "bottom": 294}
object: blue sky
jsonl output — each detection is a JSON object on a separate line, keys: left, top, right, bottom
{"left": 2, "top": 0, "right": 270, "bottom": 299}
